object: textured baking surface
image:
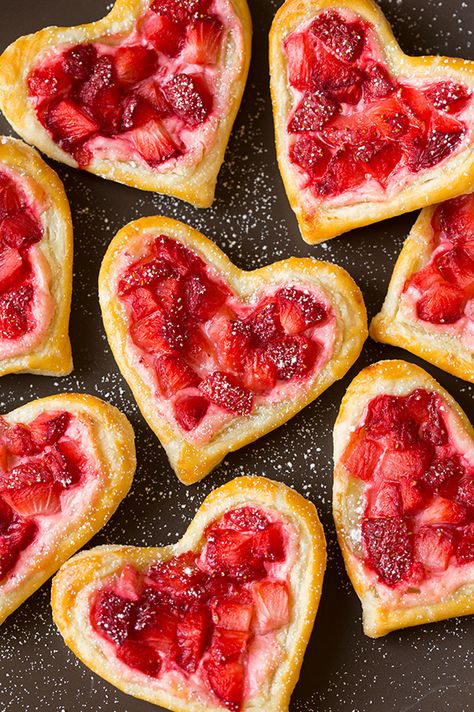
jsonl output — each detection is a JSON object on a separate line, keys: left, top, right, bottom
{"left": 0, "top": 0, "right": 473, "bottom": 711}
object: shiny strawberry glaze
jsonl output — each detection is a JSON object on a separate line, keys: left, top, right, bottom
{"left": 0, "top": 411, "right": 100, "bottom": 587}
{"left": 341, "top": 389, "right": 474, "bottom": 599}
{"left": 114, "top": 234, "right": 336, "bottom": 444}
{"left": 90, "top": 506, "right": 295, "bottom": 711}
{"left": 27, "top": 0, "right": 243, "bottom": 170}
{"left": 284, "top": 9, "right": 473, "bottom": 207}
{"left": 0, "top": 167, "right": 53, "bottom": 360}
{"left": 401, "top": 194, "right": 474, "bottom": 339}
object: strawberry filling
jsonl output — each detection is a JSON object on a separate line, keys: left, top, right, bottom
{"left": 26, "top": 0, "right": 239, "bottom": 169}
{"left": 284, "top": 9, "right": 472, "bottom": 204}
{"left": 90, "top": 506, "right": 293, "bottom": 711}
{"left": 341, "top": 389, "right": 474, "bottom": 592}
{"left": 402, "top": 193, "right": 474, "bottom": 329}
{"left": 0, "top": 169, "right": 47, "bottom": 351}
{"left": 0, "top": 411, "right": 98, "bottom": 583}
{"left": 115, "top": 235, "right": 335, "bottom": 442}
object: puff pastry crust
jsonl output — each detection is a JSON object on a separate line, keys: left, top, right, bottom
{"left": 0, "top": 137, "right": 73, "bottom": 376}
{"left": 52, "top": 475, "right": 326, "bottom": 712}
{"left": 0, "top": 0, "right": 251, "bottom": 208}
{"left": 270, "top": 0, "right": 474, "bottom": 244}
{"left": 333, "top": 359, "right": 474, "bottom": 638}
{"left": 0, "top": 393, "right": 136, "bottom": 625}
{"left": 370, "top": 200, "right": 474, "bottom": 383}
{"left": 99, "top": 215, "right": 368, "bottom": 485}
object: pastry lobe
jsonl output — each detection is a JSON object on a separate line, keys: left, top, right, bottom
{"left": 99, "top": 215, "right": 367, "bottom": 484}
{"left": 371, "top": 193, "right": 474, "bottom": 382}
{"left": 270, "top": 0, "right": 474, "bottom": 243}
{"left": 333, "top": 360, "right": 474, "bottom": 638}
{"left": 52, "top": 476, "right": 326, "bottom": 712}
{"left": 0, "top": 393, "right": 136, "bottom": 625}
{"left": 0, "top": 137, "right": 73, "bottom": 376}
{"left": 0, "top": 0, "right": 251, "bottom": 207}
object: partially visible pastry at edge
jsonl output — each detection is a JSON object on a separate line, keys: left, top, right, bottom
{"left": 270, "top": 0, "right": 474, "bottom": 243}
{"left": 99, "top": 215, "right": 367, "bottom": 484}
{"left": 333, "top": 360, "right": 474, "bottom": 638}
{"left": 0, "top": 0, "right": 252, "bottom": 207}
{"left": 371, "top": 193, "right": 474, "bottom": 383}
{"left": 0, "top": 393, "right": 136, "bottom": 626}
{"left": 52, "top": 476, "right": 326, "bottom": 712}
{"left": 0, "top": 137, "right": 72, "bottom": 376}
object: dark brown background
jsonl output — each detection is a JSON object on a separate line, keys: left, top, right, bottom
{"left": 0, "top": 0, "right": 473, "bottom": 710}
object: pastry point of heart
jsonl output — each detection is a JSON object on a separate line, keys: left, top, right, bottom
{"left": 0, "top": 137, "right": 73, "bottom": 376}
{"left": 0, "top": 393, "right": 136, "bottom": 625}
{"left": 270, "top": 0, "right": 474, "bottom": 243}
{"left": 371, "top": 192, "right": 474, "bottom": 382}
{"left": 51, "top": 475, "right": 326, "bottom": 711}
{"left": 333, "top": 360, "right": 474, "bottom": 638}
{"left": 0, "top": 0, "right": 252, "bottom": 207}
{"left": 98, "top": 215, "right": 367, "bottom": 484}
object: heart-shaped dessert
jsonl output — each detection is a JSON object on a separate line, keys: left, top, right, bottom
{"left": 0, "top": 0, "right": 251, "bottom": 207}
{"left": 270, "top": 0, "right": 474, "bottom": 243}
{"left": 0, "top": 393, "right": 135, "bottom": 625}
{"left": 99, "top": 216, "right": 367, "bottom": 484}
{"left": 371, "top": 193, "right": 474, "bottom": 382}
{"left": 0, "top": 137, "right": 73, "bottom": 376}
{"left": 333, "top": 360, "right": 474, "bottom": 638}
{"left": 52, "top": 475, "right": 326, "bottom": 711}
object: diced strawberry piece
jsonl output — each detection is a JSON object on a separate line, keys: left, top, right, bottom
{"left": 418, "top": 394, "right": 448, "bottom": 446}
{"left": 277, "top": 287, "right": 327, "bottom": 334}
{"left": 435, "top": 245, "right": 474, "bottom": 291}
{"left": 199, "top": 372, "right": 253, "bottom": 415}
{"left": 342, "top": 430, "right": 381, "bottom": 481}
{"left": 0, "top": 284, "right": 33, "bottom": 339}
{"left": 78, "top": 55, "right": 115, "bottom": 107}
{"left": 0, "top": 244, "right": 23, "bottom": 294}
{"left": 415, "top": 526, "right": 456, "bottom": 571}
{"left": 29, "top": 411, "right": 70, "bottom": 448}
{"left": 252, "top": 580, "right": 289, "bottom": 634}
{"left": 266, "top": 334, "right": 319, "bottom": 380}
{"left": 434, "top": 194, "right": 474, "bottom": 244}
{"left": 416, "top": 282, "right": 465, "bottom": 324}
{"left": 131, "top": 310, "right": 186, "bottom": 352}
{"left": 362, "top": 517, "right": 413, "bottom": 586}
{"left": 284, "top": 32, "right": 317, "bottom": 91}
{"left": 246, "top": 302, "right": 282, "bottom": 346}
{"left": 456, "top": 475, "right": 474, "bottom": 510}
{"left": 115, "top": 46, "right": 157, "bottom": 86}
{"left": 143, "top": 13, "right": 185, "bottom": 57}
{"left": 205, "top": 656, "right": 245, "bottom": 710}
{"left": 421, "top": 496, "right": 467, "bottom": 526}
{"left": 311, "top": 10, "right": 365, "bottom": 62}
{"left": 130, "top": 287, "right": 160, "bottom": 320}
{"left": 0, "top": 420, "right": 35, "bottom": 456}
{"left": 155, "top": 353, "right": 199, "bottom": 398}
{"left": 363, "top": 61, "right": 395, "bottom": 100}
{"left": 135, "top": 599, "right": 178, "bottom": 656}
{"left": 174, "top": 394, "right": 209, "bottom": 431}
{"left": 121, "top": 94, "right": 160, "bottom": 131}
{"left": 92, "top": 84, "right": 123, "bottom": 134}
{"left": 0, "top": 174, "right": 22, "bottom": 218}
{"left": 116, "top": 640, "right": 162, "bottom": 677}
{"left": 400, "top": 86, "right": 433, "bottom": 123}
{"left": 154, "top": 234, "right": 203, "bottom": 275}
{"left": 183, "top": 17, "right": 223, "bottom": 64}
{"left": 210, "top": 628, "right": 249, "bottom": 661}
{"left": 311, "top": 45, "right": 363, "bottom": 104}
{"left": 116, "top": 564, "right": 143, "bottom": 602}
{"left": 414, "top": 117, "right": 465, "bottom": 170}
{"left": 316, "top": 148, "right": 366, "bottom": 196}
{"left": 146, "top": 552, "right": 207, "bottom": 609}
{"left": 242, "top": 349, "right": 277, "bottom": 394}
{"left": 211, "top": 599, "right": 253, "bottom": 631}
{"left": 252, "top": 523, "right": 286, "bottom": 563}
{"left": 131, "top": 119, "right": 180, "bottom": 166}
{"left": 91, "top": 590, "right": 135, "bottom": 645}
{"left": 366, "top": 143, "right": 403, "bottom": 186}
{"left": 184, "top": 273, "right": 227, "bottom": 321}
{"left": 63, "top": 45, "right": 97, "bottom": 81}
{"left": 1, "top": 211, "right": 42, "bottom": 250}
{"left": 181, "top": 325, "right": 216, "bottom": 370}
{"left": 425, "top": 81, "right": 471, "bottom": 114}
{"left": 205, "top": 529, "right": 266, "bottom": 581}
{"left": 0, "top": 513, "right": 36, "bottom": 581}
{"left": 54, "top": 440, "right": 84, "bottom": 487}
{"left": 27, "top": 61, "right": 71, "bottom": 97}
{"left": 118, "top": 258, "right": 170, "bottom": 295}
{"left": 421, "top": 456, "right": 462, "bottom": 493}
{"left": 399, "top": 475, "right": 427, "bottom": 514}
{"left": 288, "top": 90, "right": 339, "bottom": 133}
{"left": 0, "top": 498, "right": 13, "bottom": 532}
{"left": 370, "top": 481, "right": 402, "bottom": 518}
{"left": 208, "top": 318, "right": 250, "bottom": 373}
{"left": 165, "top": 73, "right": 211, "bottom": 126}
{"left": 176, "top": 607, "right": 212, "bottom": 672}
{"left": 136, "top": 82, "right": 171, "bottom": 117}
{"left": 222, "top": 506, "right": 270, "bottom": 532}
{"left": 45, "top": 98, "right": 99, "bottom": 146}
{"left": 455, "top": 524, "right": 474, "bottom": 564}
{"left": 151, "top": 0, "right": 210, "bottom": 24}
{"left": 290, "top": 135, "right": 330, "bottom": 177}
{"left": 1, "top": 460, "right": 62, "bottom": 516}
{"left": 379, "top": 446, "right": 433, "bottom": 481}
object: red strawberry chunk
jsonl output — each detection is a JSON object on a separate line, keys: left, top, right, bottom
{"left": 154, "top": 234, "right": 203, "bottom": 275}
{"left": 130, "top": 287, "right": 160, "bottom": 320}
{"left": 266, "top": 335, "right": 319, "bottom": 380}
{"left": 288, "top": 90, "right": 339, "bottom": 133}
{"left": 242, "top": 350, "right": 277, "bottom": 394}
{"left": 174, "top": 394, "right": 209, "bottom": 431}
{"left": 246, "top": 302, "right": 282, "bottom": 346}
{"left": 415, "top": 526, "right": 456, "bottom": 571}
{"left": 370, "top": 481, "right": 402, "bottom": 518}
{"left": 131, "top": 310, "right": 187, "bottom": 352}
{"left": 211, "top": 599, "right": 253, "bottom": 631}
{"left": 131, "top": 119, "right": 180, "bottom": 166}
{"left": 63, "top": 45, "right": 97, "bottom": 81}
{"left": 290, "top": 135, "right": 330, "bottom": 177}
{"left": 277, "top": 287, "right": 327, "bottom": 334}
{"left": 135, "top": 601, "right": 178, "bottom": 656}
{"left": 28, "top": 61, "right": 71, "bottom": 98}
{"left": 199, "top": 372, "right": 253, "bottom": 415}
{"left": 115, "top": 46, "right": 157, "bottom": 86}
{"left": 208, "top": 318, "right": 250, "bottom": 373}
{"left": 91, "top": 590, "right": 135, "bottom": 645}
{"left": 0, "top": 244, "right": 23, "bottom": 294}
{"left": 252, "top": 580, "right": 289, "bottom": 634}
{"left": 434, "top": 194, "right": 474, "bottom": 243}
{"left": 116, "top": 564, "right": 143, "bottom": 602}
{"left": 316, "top": 148, "right": 366, "bottom": 196}
{"left": 435, "top": 246, "right": 474, "bottom": 291}
{"left": 118, "top": 258, "right": 169, "bottom": 295}
{"left": 284, "top": 32, "right": 317, "bottom": 91}
{"left": 1, "top": 211, "right": 42, "bottom": 250}
{"left": 0, "top": 513, "right": 37, "bottom": 581}
{"left": 205, "top": 656, "right": 244, "bottom": 711}
{"left": 312, "top": 46, "right": 363, "bottom": 105}
{"left": 184, "top": 17, "right": 223, "bottom": 65}
{"left": 421, "top": 496, "right": 467, "bottom": 526}
{"left": 78, "top": 55, "right": 115, "bottom": 106}
{"left": 0, "top": 284, "right": 34, "bottom": 339}
{"left": 399, "top": 475, "right": 427, "bottom": 514}
{"left": 165, "top": 73, "right": 211, "bottom": 126}
{"left": 379, "top": 447, "right": 432, "bottom": 481}
{"left": 311, "top": 10, "right": 365, "bottom": 62}
{"left": 342, "top": 431, "right": 382, "bottom": 481}
{"left": 155, "top": 354, "right": 199, "bottom": 398}
{"left": 176, "top": 607, "right": 212, "bottom": 672}
{"left": 455, "top": 524, "right": 474, "bottom": 564}
{"left": 414, "top": 118, "right": 465, "bottom": 170}
{"left": 29, "top": 412, "right": 70, "bottom": 448}
{"left": 146, "top": 552, "right": 207, "bottom": 606}
{"left": 425, "top": 81, "right": 471, "bottom": 114}
{"left": 205, "top": 529, "right": 266, "bottom": 581}
{"left": 0, "top": 174, "right": 22, "bottom": 218}
{"left": 222, "top": 506, "right": 270, "bottom": 532}
{"left": 421, "top": 456, "right": 462, "bottom": 493}
{"left": 363, "top": 61, "right": 395, "bottom": 100}
{"left": 456, "top": 475, "right": 474, "bottom": 510}
{"left": 416, "top": 282, "right": 464, "bottom": 324}
{"left": 45, "top": 99, "right": 100, "bottom": 145}
{"left": 209, "top": 628, "right": 249, "bottom": 660}
{"left": 117, "top": 640, "right": 162, "bottom": 677}
{"left": 92, "top": 85, "right": 123, "bottom": 134}
{"left": 1, "top": 460, "right": 62, "bottom": 516}
{"left": 144, "top": 14, "right": 185, "bottom": 57}
{"left": 184, "top": 274, "right": 227, "bottom": 321}
{"left": 151, "top": 0, "right": 210, "bottom": 24}
{"left": 362, "top": 517, "right": 413, "bottom": 586}
{"left": 252, "top": 523, "right": 286, "bottom": 563}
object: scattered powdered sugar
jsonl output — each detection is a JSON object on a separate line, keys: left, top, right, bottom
{"left": 0, "top": 0, "right": 473, "bottom": 710}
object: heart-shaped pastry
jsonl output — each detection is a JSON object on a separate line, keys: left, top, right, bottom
{"left": 270, "top": 0, "right": 474, "bottom": 243}
{"left": 333, "top": 360, "right": 474, "bottom": 638}
{"left": 0, "top": 137, "right": 73, "bottom": 376}
{"left": 99, "top": 216, "right": 367, "bottom": 484}
{"left": 52, "top": 475, "right": 326, "bottom": 711}
{"left": 371, "top": 193, "right": 474, "bottom": 382}
{"left": 0, "top": 393, "right": 135, "bottom": 625}
{"left": 0, "top": 0, "right": 251, "bottom": 207}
